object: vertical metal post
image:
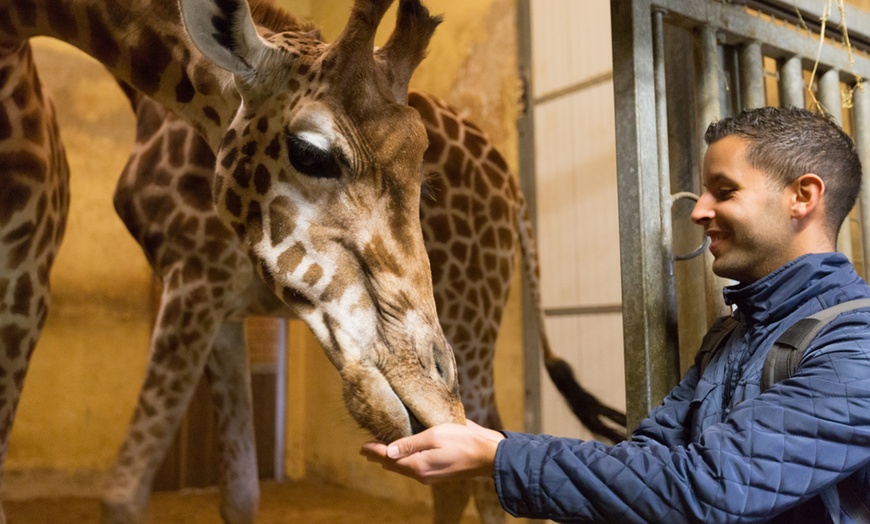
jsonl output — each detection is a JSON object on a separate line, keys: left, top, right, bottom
{"left": 819, "top": 68, "right": 843, "bottom": 119}
{"left": 612, "top": 0, "right": 678, "bottom": 430}
{"left": 653, "top": 8, "right": 679, "bottom": 364}
{"left": 855, "top": 85, "right": 870, "bottom": 281}
{"left": 739, "top": 41, "right": 765, "bottom": 109}
{"left": 516, "top": 0, "right": 542, "bottom": 435}
{"left": 819, "top": 68, "right": 853, "bottom": 259}
{"left": 274, "top": 321, "right": 287, "bottom": 480}
{"left": 695, "top": 24, "right": 732, "bottom": 323}
{"left": 780, "top": 56, "right": 805, "bottom": 108}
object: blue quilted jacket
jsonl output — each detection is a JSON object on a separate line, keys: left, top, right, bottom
{"left": 494, "top": 253, "right": 870, "bottom": 523}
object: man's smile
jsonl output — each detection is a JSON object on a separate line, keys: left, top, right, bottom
{"left": 706, "top": 229, "right": 729, "bottom": 255}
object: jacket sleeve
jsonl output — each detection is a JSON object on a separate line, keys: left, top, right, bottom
{"left": 629, "top": 365, "right": 700, "bottom": 447}
{"left": 493, "top": 313, "right": 870, "bottom": 523}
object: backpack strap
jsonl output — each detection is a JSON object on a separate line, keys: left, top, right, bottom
{"left": 760, "top": 298, "right": 870, "bottom": 524}
{"left": 761, "top": 298, "right": 870, "bottom": 392}
{"left": 694, "top": 314, "right": 738, "bottom": 377}
{"left": 838, "top": 475, "right": 870, "bottom": 524}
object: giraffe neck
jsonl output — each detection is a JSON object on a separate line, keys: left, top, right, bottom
{"left": 0, "top": 0, "right": 237, "bottom": 148}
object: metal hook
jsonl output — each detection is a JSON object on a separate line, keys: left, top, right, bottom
{"left": 671, "top": 191, "right": 710, "bottom": 261}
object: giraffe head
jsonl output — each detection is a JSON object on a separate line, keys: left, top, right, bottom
{"left": 180, "top": 0, "right": 464, "bottom": 441}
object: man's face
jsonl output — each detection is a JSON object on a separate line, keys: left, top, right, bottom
{"left": 691, "top": 136, "right": 797, "bottom": 284}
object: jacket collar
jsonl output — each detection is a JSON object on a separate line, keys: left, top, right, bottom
{"left": 722, "top": 252, "right": 852, "bottom": 326}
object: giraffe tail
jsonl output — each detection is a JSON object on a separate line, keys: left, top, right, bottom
{"left": 513, "top": 179, "right": 627, "bottom": 443}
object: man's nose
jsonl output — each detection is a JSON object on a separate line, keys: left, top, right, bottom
{"left": 691, "top": 192, "right": 714, "bottom": 225}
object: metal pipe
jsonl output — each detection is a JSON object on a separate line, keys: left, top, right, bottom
{"left": 780, "top": 56, "right": 805, "bottom": 108}
{"left": 274, "top": 320, "right": 287, "bottom": 480}
{"left": 696, "top": 24, "right": 721, "bottom": 162}
{"left": 819, "top": 68, "right": 843, "bottom": 119}
{"left": 739, "top": 40, "right": 765, "bottom": 109}
{"left": 819, "top": 69, "right": 853, "bottom": 259}
{"left": 653, "top": 8, "right": 678, "bottom": 351}
{"left": 695, "top": 24, "right": 732, "bottom": 323}
{"left": 612, "top": 0, "right": 676, "bottom": 429}
{"left": 515, "top": 0, "right": 542, "bottom": 435}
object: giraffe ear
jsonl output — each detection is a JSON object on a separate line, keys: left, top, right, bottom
{"left": 179, "top": 0, "right": 268, "bottom": 77}
{"left": 375, "top": 0, "right": 442, "bottom": 104}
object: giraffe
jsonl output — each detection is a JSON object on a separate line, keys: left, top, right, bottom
{"left": 0, "top": 40, "right": 69, "bottom": 521}
{"left": 110, "top": 81, "right": 626, "bottom": 523}
{"left": 0, "top": 0, "right": 471, "bottom": 520}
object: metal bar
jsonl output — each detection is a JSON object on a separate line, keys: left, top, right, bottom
{"left": 780, "top": 56, "right": 805, "bottom": 108}
{"left": 745, "top": 0, "right": 870, "bottom": 51}
{"left": 819, "top": 68, "right": 843, "bottom": 119}
{"left": 695, "top": 24, "right": 721, "bottom": 161}
{"left": 739, "top": 40, "right": 765, "bottom": 109}
{"left": 544, "top": 304, "right": 624, "bottom": 317}
{"left": 855, "top": 86, "right": 870, "bottom": 281}
{"left": 612, "top": 0, "right": 677, "bottom": 430}
{"left": 516, "top": 0, "right": 542, "bottom": 436}
{"left": 654, "top": 0, "right": 870, "bottom": 78}
{"left": 819, "top": 69, "right": 854, "bottom": 260}
{"left": 274, "top": 320, "right": 287, "bottom": 480}
{"left": 695, "top": 23, "right": 733, "bottom": 324}
{"left": 653, "top": 7, "right": 679, "bottom": 379}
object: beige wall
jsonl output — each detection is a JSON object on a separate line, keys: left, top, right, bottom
{"left": 7, "top": 0, "right": 525, "bottom": 511}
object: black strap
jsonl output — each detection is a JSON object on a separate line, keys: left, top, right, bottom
{"left": 759, "top": 298, "right": 870, "bottom": 524}
{"left": 694, "top": 315, "right": 738, "bottom": 376}
{"left": 839, "top": 476, "right": 870, "bottom": 524}
{"left": 762, "top": 298, "right": 870, "bottom": 391}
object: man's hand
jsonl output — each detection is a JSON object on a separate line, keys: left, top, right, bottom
{"left": 360, "top": 420, "right": 505, "bottom": 485}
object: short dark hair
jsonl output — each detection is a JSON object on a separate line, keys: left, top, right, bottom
{"left": 704, "top": 106, "right": 862, "bottom": 238}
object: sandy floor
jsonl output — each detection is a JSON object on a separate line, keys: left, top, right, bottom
{"left": 4, "top": 480, "right": 483, "bottom": 524}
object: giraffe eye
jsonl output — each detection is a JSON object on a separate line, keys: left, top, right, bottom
{"left": 287, "top": 134, "right": 342, "bottom": 179}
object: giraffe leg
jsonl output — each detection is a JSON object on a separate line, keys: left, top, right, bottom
{"left": 472, "top": 478, "right": 505, "bottom": 524}
{"left": 102, "top": 271, "right": 224, "bottom": 524}
{"left": 203, "top": 321, "right": 259, "bottom": 524}
{"left": 0, "top": 266, "right": 49, "bottom": 524}
{"left": 0, "top": 42, "right": 69, "bottom": 524}
{"left": 471, "top": 392, "right": 506, "bottom": 524}
{"left": 429, "top": 385, "right": 507, "bottom": 524}
{"left": 432, "top": 481, "right": 472, "bottom": 524}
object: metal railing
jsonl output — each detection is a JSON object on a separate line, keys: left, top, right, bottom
{"left": 612, "top": 0, "right": 870, "bottom": 428}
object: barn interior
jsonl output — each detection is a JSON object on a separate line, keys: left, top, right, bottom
{"left": 2, "top": 0, "right": 870, "bottom": 523}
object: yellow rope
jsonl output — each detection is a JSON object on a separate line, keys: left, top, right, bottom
{"left": 791, "top": 0, "right": 864, "bottom": 113}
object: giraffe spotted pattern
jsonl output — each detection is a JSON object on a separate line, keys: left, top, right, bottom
{"left": 0, "top": 40, "right": 69, "bottom": 498}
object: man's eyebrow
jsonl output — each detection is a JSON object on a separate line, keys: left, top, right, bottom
{"left": 703, "top": 173, "right": 734, "bottom": 187}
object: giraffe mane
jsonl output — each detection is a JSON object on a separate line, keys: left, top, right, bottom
{"left": 248, "top": 0, "right": 322, "bottom": 38}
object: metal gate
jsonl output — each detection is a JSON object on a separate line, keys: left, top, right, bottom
{"left": 611, "top": 0, "right": 870, "bottom": 428}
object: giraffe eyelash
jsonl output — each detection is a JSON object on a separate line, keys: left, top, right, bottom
{"left": 420, "top": 168, "right": 439, "bottom": 202}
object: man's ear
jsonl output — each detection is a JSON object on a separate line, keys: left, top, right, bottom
{"left": 790, "top": 173, "right": 825, "bottom": 219}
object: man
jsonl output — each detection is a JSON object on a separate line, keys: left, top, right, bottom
{"left": 361, "top": 106, "right": 870, "bottom": 522}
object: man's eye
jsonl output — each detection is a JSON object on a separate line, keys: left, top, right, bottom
{"left": 287, "top": 134, "right": 342, "bottom": 179}
{"left": 717, "top": 188, "right": 735, "bottom": 199}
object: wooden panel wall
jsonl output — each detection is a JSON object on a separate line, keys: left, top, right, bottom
{"left": 529, "top": 0, "right": 626, "bottom": 439}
